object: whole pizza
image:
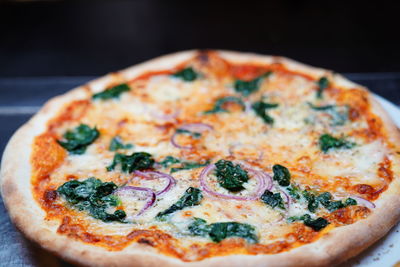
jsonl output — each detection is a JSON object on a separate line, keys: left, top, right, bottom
{"left": 1, "top": 50, "right": 400, "bottom": 266}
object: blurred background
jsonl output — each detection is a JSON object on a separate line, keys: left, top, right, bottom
{"left": 0, "top": 1, "right": 400, "bottom": 266}
{"left": 1, "top": 0, "right": 400, "bottom": 75}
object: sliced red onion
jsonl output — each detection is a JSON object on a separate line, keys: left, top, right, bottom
{"left": 114, "top": 186, "right": 156, "bottom": 216}
{"left": 134, "top": 170, "right": 176, "bottom": 196}
{"left": 350, "top": 196, "right": 376, "bottom": 209}
{"left": 171, "top": 123, "right": 214, "bottom": 149}
{"left": 171, "top": 134, "right": 192, "bottom": 149}
{"left": 199, "top": 163, "right": 268, "bottom": 201}
{"left": 228, "top": 143, "right": 264, "bottom": 161}
{"left": 179, "top": 123, "right": 214, "bottom": 132}
{"left": 262, "top": 172, "right": 273, "bottom": 191}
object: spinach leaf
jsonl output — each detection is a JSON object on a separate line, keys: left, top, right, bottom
{"left": 57, "top": 177, "right": 126, "bottom": 222}
{"left": 302, "top": 190, "right": 319, "bottom": 212}
{"left": 288, "top": 214, "right": 329, "bottom": 231}
{"left": 57, "top": 124, "right": 99, "bottom": 155}
{"left": 251, "top": 101, "right": 279, "bottom": 125}
{"left": 204, "top": 96, "right": 245, "bottom": 114}
{"left": 188, "top": 217, "right": 211, "bottom": 236}
{"left": 209, "top": 222, "right": 258, "bottom": 243}
{"left": 302, "top": 214, "right": 329, "bottom": 231}
{"left": 156, "top": 187, "right": 203, "bottom": 221}
{"left": 319, "top": 134, "right": 355, "bottom": 153}
{"left": 317, "top": 192, "right": 357, "bottom": 212}
{"left": 109, "top": 136, "right": 133, "bottom": 151}
{"left": 316, "top": 77, "right": 329, "bottom": 99}
{"left": 107, "top": 152, "right": 154, "bottom": 173}
{"left": 175, "top": 128, "right": 202, "bottom": 139}
{"left": 215, "top": 160, "right": 249, "bottom": 192}
{"left": 260, "top": 190, "right": 285, "bottom": 209}
{"left": 287, "top": 184, "right": 301, "bottom": 200}
{"left": 188, "top": 219, "right": 258, "bottom": 243}
{"left": 344, "top": 198, "right": 357, "bottom": 206}
{"left": 272, "top": 164, "right": 290, "bottom": 186}
{"left": 157, "top": 156, "right": 209, "bottom": 173}
{"left": 170, "top": 160, "right": 210, "bottom": 173}
{"left": 234, "top": 72, "right": 272, "bottom": 96}
{"left": 158, "top": 156, "right": 181, "bottom": 168}
{"left": 172, "top": 67, "right": 198, "bottom": 81}
{"left": 308, "top": 103, "right": 348, "bottom": 126}
{"left": 92, "top": 83, "right": 130, "bottom": 100}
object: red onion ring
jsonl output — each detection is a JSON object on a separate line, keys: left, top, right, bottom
{"left": 171, "top": 123, "right": 214, "bottom": 149}
{"left": 134, "top": 170, "right": 176, "bottom": 196}
{"left": 229, "top": 143, "right": 264, "bottom": 161}
{"left": 262, "top": 172, "right": 273, "bottom": 191}
{"left": 350, "top": 196, "right": 376, "bottom": 209}
{"left": 114, "top": 186, "right": 156, "bottom": 216}
{"left": 179, "top": 123, "right": 214, "bottom": 132}
{"left": 199, "top": 163, "right": 268, "bottom": 200}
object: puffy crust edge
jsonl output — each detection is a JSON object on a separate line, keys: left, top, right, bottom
{"left": 1, "top": 50, "right": 400, "bottom": 267}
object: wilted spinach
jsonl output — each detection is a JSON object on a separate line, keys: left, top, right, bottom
{"left": 156, "top": 187, "right": 203, "bottom": 221}
{"left": 215, "top": 160, "right": 249, "bottom": 192}
{"left": 107, "top": 152, "right": 154, "bottom": 173}
{"left": 57, "top": 177, "right": 126, "bottom": 222}
{"left": 57, "top": 124, "right": 99, "bottom": 155}
{"left": 92, "top": 83, "right": 130, "bottom": 100}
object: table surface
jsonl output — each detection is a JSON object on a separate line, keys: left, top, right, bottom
{"left": 0, "top": 74, "right": 399, "bottom": 266}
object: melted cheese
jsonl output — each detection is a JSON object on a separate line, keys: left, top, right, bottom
{"left": 33, "top": 55, "right": 398, "bottom": 258}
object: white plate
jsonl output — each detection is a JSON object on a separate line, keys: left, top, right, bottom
{"left": 343, "top": 95, "right": 400, "bottom": 267}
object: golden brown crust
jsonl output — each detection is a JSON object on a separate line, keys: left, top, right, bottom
{"left": 2, "top": 50, "right": 400, "bottom": 266}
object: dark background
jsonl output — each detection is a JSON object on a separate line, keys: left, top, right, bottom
{"left": 1, "top": 0, "right": 400, "bottom": 76}
{"left": 0, "top": 1, "right": 400, "bottom": 266}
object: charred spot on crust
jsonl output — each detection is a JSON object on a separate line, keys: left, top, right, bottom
{"left": 138, "top": 238, "right": 155, "bottom": 246}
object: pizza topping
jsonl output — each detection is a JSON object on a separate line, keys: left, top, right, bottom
{"left": 349, "top": 196, "right": 375, "bottom": 209}
{"left": 319, "top": 134, "right": 356, "bottom": 153}
{"left": 234, "top": 71, "right": 272, "bottom": 96}
{"left": 316, "top": 192, "right": 357, "bottom": 212}
{"left": 133, "top": 171, "right": 176, "bottom": 196}
{"left": 114, "top": 186, "right": 156, "bottom": 217}
{"left": 308, "top": 103, "right": 349, "bottom": 126}
{"left": 251, "top": 100, "right": 279, "bottom": 125}
{"left": 172, "top": 67, "right": 198, "bottom": 81}
{"left": 57, "top": 124, "right": 99, "bottom": 155}
{"left": 204, "top": 96, "right": 245, "bottom": 114}
{"left": 107, "top": 152, "right": 155, "bottom": 173}
{"left": 170, "top": 160, "right": 210, "bottom": 173}
{"left": 260, "top": 190, "right": 285, "bottom": 210}
{"left": 57, "top": 178, "right": 126, "bottom": 222}
{"left": 199, "top": 162, "right": 270, "bottom": 200}
{"left": 316, "top": 77, "right": 329, "bottom": 99}
{"left": 170, "top": 123, "right": 213, "bottom": 150}
{"left": 215, "top": 160, "right": 249, "bottom": 192}
{"left": 109, "top": 136, "right": 133, "bottom": 151}
{"left": 156, "top": 187, "right": 203, "bottom": 221}
{"left": 92, "top": 83, "right": 130, "bottom": 100}
{"left": 272, "top": 164, "right": 291, "bottom": 187}
{"left": 158, "top": 156, "right": 181, "bottom": 168}
{"left": 288, "top": 214, "right": 329, "bottom": 231}
{"left": 188, "top": 218, "right": 258, "bottom": 243}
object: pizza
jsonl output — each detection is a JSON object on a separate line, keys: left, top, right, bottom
{"left": 1, "top": 50, "right": 400, "bottom": 267}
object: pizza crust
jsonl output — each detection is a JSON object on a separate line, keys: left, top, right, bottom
{"left": 2, "top": 50, "right": 400, "bottom": 266}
